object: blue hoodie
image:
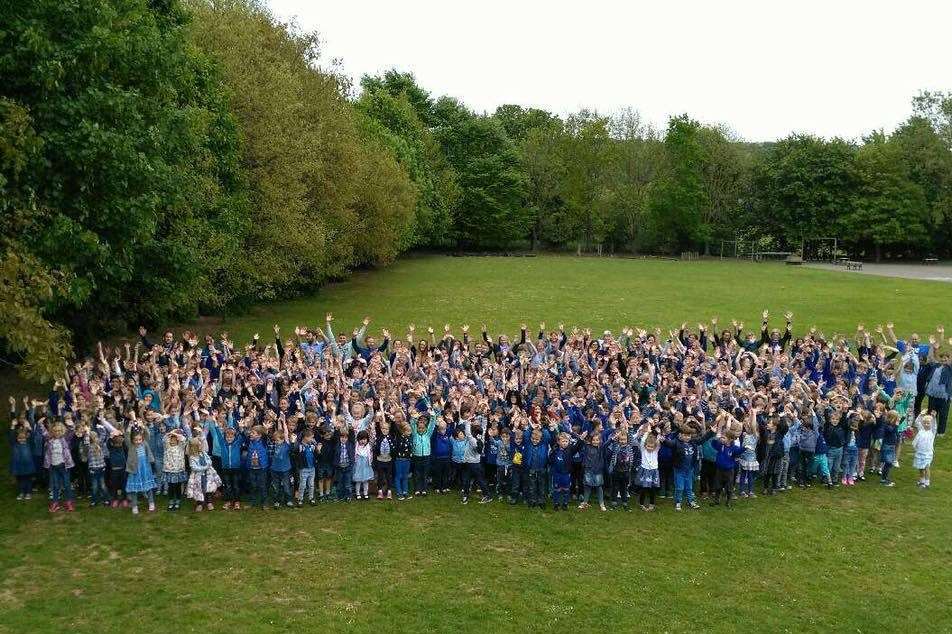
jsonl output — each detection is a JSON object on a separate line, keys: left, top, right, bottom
{"left": 432, "top": 429, "right": 453, "bottom": 458}
{"left": 270, "top": 440, "right": 291, "bottom": 473}
{"left": 245, "top": 438, "right": 270, "bottom": 470}
{"left": 210, "top": 426, "right": 243, "bottom": 470}
{"left": 450, "top": 436, "right": 467, "bottom": 463}
{"left": 523, "top": 440, "right": 549, "bottom": 471}
{"left": 710, "top": 438, "right": 744, "bottom": 470}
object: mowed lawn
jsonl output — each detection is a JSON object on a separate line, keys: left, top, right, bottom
{"left": 2, "top": 256, "right": 951, "bottom": 634}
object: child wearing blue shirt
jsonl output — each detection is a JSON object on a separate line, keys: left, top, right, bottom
{"left": 295, "top": 429, "right": 318, "bottom": 506}
{"left": 269, "top": 422, "right": 293, "bottom": 508}
{"left": 431, "top": 419, "right": 453, "bottom": 494}
{"left": 8, "top": 423, "right": 36, "bottom": 500}
{"left": 523, "top": 427, "right": 550, "bottom": 509}
{"left": 548, "top": 432, "right": 574, "bottom": 511}
{"left": 710, "top": 432, "right": 745, "bottom": 508}
{"left": 244, "top": 427, "right": 270, "bottom": 509}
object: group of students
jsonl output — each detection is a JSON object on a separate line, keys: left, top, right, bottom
{"left": 6, "top": 312, "right": 949, "bottom": 514}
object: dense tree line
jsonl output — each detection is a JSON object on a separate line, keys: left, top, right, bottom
{"left": 2, "top": 0, "right": 951, "bottom": 380}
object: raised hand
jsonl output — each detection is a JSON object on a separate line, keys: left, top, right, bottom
{"left": 362, "top": 316, "right": 370, "bottom": 326}
{"left": 762, "top": 309, "right": 769, "bottom": 320}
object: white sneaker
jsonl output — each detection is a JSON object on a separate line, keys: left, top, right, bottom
{"left": 893, "top": 461, "right": 899, "bottom": 468}
{"left": 16, "top": 494, "right": 24, "bottom": 501}
{"left": 675, "top": 503, "right": 682, "bottom": 511}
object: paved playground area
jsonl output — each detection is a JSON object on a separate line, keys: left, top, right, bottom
{"left": 806, "top": 261, "right": 952, "bottom": 283}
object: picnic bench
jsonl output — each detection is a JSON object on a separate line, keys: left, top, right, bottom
{"left": 845, "top": 260, "right": 863, "bottom": 271}
{"left": 924, "top": 258, "right": 939, "bottom": 265}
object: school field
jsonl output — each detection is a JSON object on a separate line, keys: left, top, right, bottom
{"left": 1, "top": 255, "right": 951, "bottom": 634}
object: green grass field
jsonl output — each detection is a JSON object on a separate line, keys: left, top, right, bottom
{"left": 2, "top": 256, "right": 951, "bottom": 633}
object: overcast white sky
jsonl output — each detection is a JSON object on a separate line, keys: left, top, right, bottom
{"left": 267, "top": 0, "right": 951, "bottom": 142}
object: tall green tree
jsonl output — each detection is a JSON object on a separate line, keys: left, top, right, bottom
{"left": 433, "top": 98, "right": 527, "bottom": 248}
{"left": 187, "top": 0, "right": 416, "bottom": 295}
{"left": 604, "top": 109, "right": 663, "bottom": 253}
{"left": 358, "top": 74, "right": 457, "bottom": 248}
{"left": 2, "top": 0, "right": 247, "bottom": 344}
{"left": 0, "top": 99, "right": 73, "bottom": 381}
{"left": 521, "top": 125, "right": 567, "bottom": 250}
{"left": 893, "top": 114, "right": 952, "bottom": 256}
{"left": 646, "top": 115, "right": 709, "bottom": 254}
{"left": 493, "top": 105, "right": 561, "bottom": 143}
{"left": 751, "top": 135, "right": 858, "bottom": 250}
{"left": 559, "top": 111, "right": 614, "bottom": 254}
{"left": 847, "top": 133, "right": 929, "bottom": 261}
{"left": 697, "top": 125, "right": 752, "bottom": 254}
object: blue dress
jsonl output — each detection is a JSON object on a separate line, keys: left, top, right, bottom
{"left": 352, "top": 448, "right": 374, "bottom": 483}
{"left": 125, "top": 446, "right": 156, "bottom": 493}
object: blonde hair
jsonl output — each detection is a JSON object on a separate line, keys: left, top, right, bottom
{"left": 187, "top": 438, "right": 203, "bottom": 456}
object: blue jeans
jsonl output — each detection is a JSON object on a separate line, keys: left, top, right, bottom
{"left": 298, "top": 467, "right": 315, "bottom": 502}
{"left": 509, "top": 466, "right": 524, "bottom": 499}
{"left": 249, "top": 469, "right": 268, "bottom": 507}
{"left": 394, "top": 458, "right": 411, "bottom": 496}
{"left": 16, "top": 475, "right": 33, "bottom": 496}
{"left": 674, "top": 467, "right": 695, "bottom": 503}
{"left": 843, "top": 446, "right": 858, "bottom": 478}
{"left": 526, "top": 469, "right": 546, "bottom": 505}
{"left": 739, "top": 469, "right": 757, "bottom": 495}
{"left": 412, "top": 455, "right": 430, "bottom": 493}
{"left": 827, "top": 447, "right": 843, "bottom": 480}
{"left": 335, "top": 465, "right": 353, "bottom": 500}
{"left": 90, "top": 468, "right": 106, "bottom": 504}
{"left": 49, "top": 464, "right": 74, "bottom": 502}
{"left": 271, "top": 470, "right": 291, "bottom": 504}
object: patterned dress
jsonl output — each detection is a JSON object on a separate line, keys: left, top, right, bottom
{"left": 163, "top": 440, "right": 188, "bottom": 484}
{"left": 125, "top": 445, "right": 157, "bottom": 493}
{"left": 186, "top": 452, "right": 222, "bottom": 501}
{"left": 738, "top": 433, "right": 759, "bottom": 471}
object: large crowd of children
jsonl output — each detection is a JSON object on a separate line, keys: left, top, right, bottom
{"left": 6, "top": 313, "right": 948, "bottom": 514}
